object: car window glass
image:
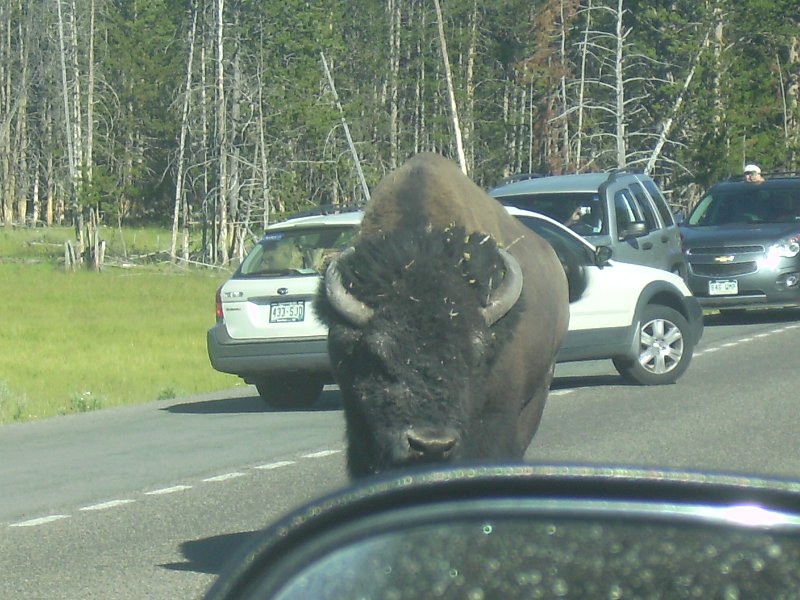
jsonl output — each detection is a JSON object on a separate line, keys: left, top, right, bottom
{"left": 614, "top": 189, "right": 640, "bottom": 236}
{"left": 514, "top": 216, "right": 593, "bottom": 265}
{"left": 688, "top": 188, "right": 800, "bottom": 226}
{"left": 496, "top": 192, "right": 605, "bottom": 234}
{"left": 641, "top": 178, "right": 675, "bottom": 225}
{"left": 238, "top": 226, "right": 358, "bottom": 277}
{"left": 629, "top": 182, "right": 659, "bottom": 230}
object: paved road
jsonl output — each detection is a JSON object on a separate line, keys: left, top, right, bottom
{"left": 1, "top": 310, "right": 799, "bottom": 598}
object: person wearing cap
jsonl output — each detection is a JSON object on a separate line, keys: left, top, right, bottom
{"left": 744, "top": 164, "right": 764, "bottom": 183}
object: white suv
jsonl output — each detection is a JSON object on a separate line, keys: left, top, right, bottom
{"left": 207, "top": 208, "right": 703, "bottom": 408}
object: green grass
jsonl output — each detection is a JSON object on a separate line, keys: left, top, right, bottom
{"left": 0, "top": 223, "right": 216, "bottom": 265}
{"left": 0, "top": 256, "right": 240, "bottom": 425}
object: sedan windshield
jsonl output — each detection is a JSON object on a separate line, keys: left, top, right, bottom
{"left": 688, "top": 188, "right": 800, "bottom": 226}
{"left": 238, "top": 225, "right": 358, "bottom": 277}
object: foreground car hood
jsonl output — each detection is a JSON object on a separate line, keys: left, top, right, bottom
{"left": 680, "top": 223, "right": 800, "bottom": 247}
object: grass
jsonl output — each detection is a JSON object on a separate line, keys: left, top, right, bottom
{"left": 0, "top": 226, "right": 242, "bottom": 425}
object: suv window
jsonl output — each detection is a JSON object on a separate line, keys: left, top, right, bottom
{"left": 614, "top": 189, "right": 641, "bottom": 237}
{"left": 493, "top": 192, "right": 606, "bottom": 235}
{"left": 629, "top": 182, "right": 659, "bottom": 230}
{"left": 238, "top": 226, "right": 357, "bottom": 277}
{"left": 641, "top": 178, "right": 675, "bottom": 225}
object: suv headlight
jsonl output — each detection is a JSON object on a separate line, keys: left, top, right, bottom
{"left": 768, "top": 235, "right": 800, "bottom": 259}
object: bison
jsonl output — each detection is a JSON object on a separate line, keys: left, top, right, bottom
{"left": 315, "top": 153, "right": 570, "bottom": 478}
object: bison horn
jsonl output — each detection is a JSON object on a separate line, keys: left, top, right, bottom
{"left": 324, "top": 247, "right": 375, "bottom": 326}
{"left": 481, "top": 248, "right": 523, "bottom": 326}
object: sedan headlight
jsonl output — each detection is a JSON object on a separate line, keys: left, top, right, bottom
{"left": 768, "top": 235, "right": 800, "bottom": 259}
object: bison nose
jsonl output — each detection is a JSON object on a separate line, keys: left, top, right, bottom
{"left": 406, "top": 427, "right": 459, "bottom": 460}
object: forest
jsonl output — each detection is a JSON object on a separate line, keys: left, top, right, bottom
{"left": 0, "top": 0, "right": 798, "bottom": 266}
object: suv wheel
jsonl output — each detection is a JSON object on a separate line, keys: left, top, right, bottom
{"left": 612, "top": 305, "right": 693, "bottom": 385}
{"left": 255, "top": 375, "right": 324, "bottom": 409}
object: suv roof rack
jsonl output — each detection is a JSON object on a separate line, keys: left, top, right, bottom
{"left": 606, "top": 168, "right": 644, "bottom": 183}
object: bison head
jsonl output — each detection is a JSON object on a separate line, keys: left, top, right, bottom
{"left": 315, "top": 226, "right": 523, "bottom": 478}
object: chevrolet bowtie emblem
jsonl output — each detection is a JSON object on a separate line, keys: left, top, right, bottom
{"left": 714, "top": 255, "right": 735, "bottom": 263}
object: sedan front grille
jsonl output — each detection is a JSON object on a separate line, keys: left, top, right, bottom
{"left": 690, "top": 262, "right": 758, "bottom": 277}
{"left": 686, "top": 245, "right": 764, "bottom": 256}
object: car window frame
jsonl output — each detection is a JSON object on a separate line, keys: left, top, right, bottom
{"left": 640, "top": 177, "right": 676, "bottom": 227}
{"left": 628, "top": 182, "right": 660, "bottom": 231}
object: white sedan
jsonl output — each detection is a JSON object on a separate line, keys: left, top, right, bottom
{"left": 208, "top": 207, "right": 704, "bottom": 408}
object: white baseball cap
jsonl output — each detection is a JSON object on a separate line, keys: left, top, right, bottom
{"left": 743, "top": 164, "right": 762, "bottom": 174}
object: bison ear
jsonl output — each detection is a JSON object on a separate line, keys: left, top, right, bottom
{"left": 480, "top": 249, "right": 523, "bottom": 326}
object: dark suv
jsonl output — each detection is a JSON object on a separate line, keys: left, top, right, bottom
{"left": 680, "top": 173, "right": 800, "bottom": 311}
{"left": 489, "top": 171, "right": 687, "bottom": 278}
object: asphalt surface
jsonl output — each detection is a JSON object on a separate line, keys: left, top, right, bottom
{"left": 1, "top": 310, "right": 799, "bottom": 598}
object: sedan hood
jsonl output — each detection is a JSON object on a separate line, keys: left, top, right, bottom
{"left": 680, "top": 223, "right": 800, "bottom": 247}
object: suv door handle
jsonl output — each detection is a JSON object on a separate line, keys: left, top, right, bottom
{"left": 642, "top": 242, "right": 653, "bottom": 250}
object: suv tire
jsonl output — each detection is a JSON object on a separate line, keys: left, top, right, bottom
{"left": 612, "top": 305, "right": 693, "bottom": 385}
{"left": 255, "top": 375, "right": 324, "bottom": 409}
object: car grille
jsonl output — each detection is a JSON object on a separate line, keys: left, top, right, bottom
{"left": 690, "top": 262, "right": 759, "bottom": 277}
{"left": 686, "top": 245, "right": 764, "bottom": 255}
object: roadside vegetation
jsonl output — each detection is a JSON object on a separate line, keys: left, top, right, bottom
{"left": 0, "top": 227, "right": 238, "bottom": 425}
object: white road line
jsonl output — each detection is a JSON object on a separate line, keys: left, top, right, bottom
{"left": 253, "top": 460, "right": 296, "bottom": 470}
{"left": 550, "top": 389, "right": 575, "bottom": 396}
{"left": 10, "top": 515, "right": 70, "bottom": 527}
{"left": 80, "top": 499, "right": 135, "bottom": 512}
{"left": 145, "top": 485, "right": 193, "bottom": 496}
{"left": 303, "top": 450, "right": 341, "bottom": 458}
{"left": 203, "top": 472, "right": 246, "bottom": 483}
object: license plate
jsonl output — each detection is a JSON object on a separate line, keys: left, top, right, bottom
{"left": 269, "top": 301, "right": 305, "bottom": 323}
{"left": 709, "top": 279, "right": 738, "bottom": 296}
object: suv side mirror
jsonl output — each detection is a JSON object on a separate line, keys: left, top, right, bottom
{"left": 594, "top": 245, "right": 612, "bottom": 265}
{"left": 619, "top": 221, "right": 648, "bottom": 240}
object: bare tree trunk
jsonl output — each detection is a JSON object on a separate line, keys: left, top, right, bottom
{"left": 86, "top": 0, "right": 95, "bottom": 187}
{"left": 558, "top": 0, "right": 570, "bottom": 169}
{"left": 645, "top": 30, "right": 709, "bottom": 175}
{"left": 56, "top": 0, "right": 77, "bottom": 211}
{"left": 575, "top": 0, "right": 592, "bottom": 170}
{"left": 228, "top": 21, "right": 242, "bottom": 260}
{"left": 432, "top": 0, "right": 467, "bottom": 174}
{"left": 1, "top": 9, "right": 12, "bottom": 226}
{"left": 388, "top": 0, "right": 400, "bottom": 169}
{"left": 256, "top": 81, "right": 270, "bottom": 229}
{"left": 216, "top": 0, "right": 228, "bottom": 266}
{"left": 200, "top": 37, "right": 211, "bottom": 262}
{"left": 712, "top": 5, "right": 724, "bottom": 136}
{"left": 321, "top": 52, "right": 370, "bottom": 202}
{"left": 613, "top": 0, "right": 626, "bottom": 168}
{"left": 69, "top": 0, "right": 83, "bottom": 191}
{"left": 463, "top": 0, "right": 478, "bottom": 173}
{"left": 171, "top": 3, "right": 197, "bottom": 262}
